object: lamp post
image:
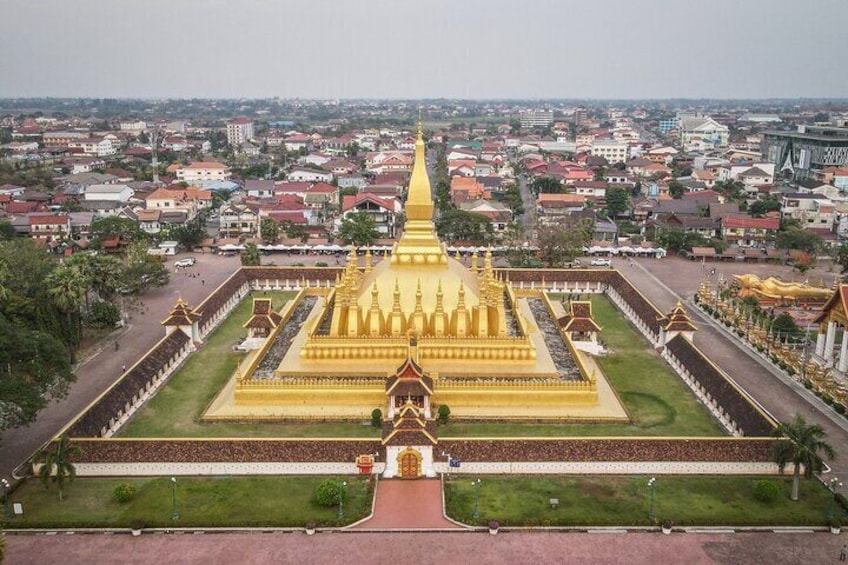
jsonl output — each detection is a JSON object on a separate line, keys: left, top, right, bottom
{"left": 828, "top": 477, "right": 843, "bottom": 521}
{"left": 647, "top": 477, "right": 656, "bottom": 523}
{"left": 1, "top": 478, "right": 10, "bottom": 520}
{"left": 171, "top": 477, "right": 179, "bottom": 522}
{"left": 472, "top": 478, "right": 481, "bottom": 521}
{"left": 337, "top": 480, "right": 347, "bottom": 522}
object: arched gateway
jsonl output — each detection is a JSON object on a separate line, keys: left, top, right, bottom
{"left": 381, "top": 353, "right": 438, "bottom": 479}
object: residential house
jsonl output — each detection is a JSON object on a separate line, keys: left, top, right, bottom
{"left": 274, "top": 182, "right": 312, "bottom": 200}
{"left": 337, "top": 174, "right": 367, "bottom": 190}
{"left": 571, "top": 181, "right": 608, "bottom": 198}
{"left": 301, "top": 153, "right": 332, "bottom": 167}
{"left": 287, "top": 167, "right": 333, "bottom": 183}
{"left": 83, "top": 183, "right": 133, "bottom": 203}
{"left": 536, "top": 193, "right": 587, "bottom": 224}
{"left": 283, "top": 134, "right": 313, "bottom": 152}
{"left": 459, "top": 199, "right": 512, "bottom": 233}
{"left": 450, "top": 177, "right": 488, "bottom": 205}
{"left": 341, "top": 193, "right": 398, "bottom": 237}
{"left": 245, "top": 179, "right": 276, "bottom": 199}
{"left": 28, "top": 214, "right": 70, "bottom": 242}
{"left": 303, "top": 182, "right": 338, "bottom": 209}
{"left": 68, "top": 137, "right": 116, "bottom": 157}
{"left": 650, "top": 212, "right": 719, "bottom": 240}
{"left": 219, "top": 203, "right": 260, "bottom": 238}
{"left": 721, "top": 216, "right": 780, "bottom": 247}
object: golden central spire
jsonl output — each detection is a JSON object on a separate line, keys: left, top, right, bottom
{"left": 391, "top": 108, "right": 446, "bottom": 265}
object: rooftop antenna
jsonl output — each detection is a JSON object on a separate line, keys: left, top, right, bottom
{"left": 151, "top": 123, "right": 161, "bottom": 186}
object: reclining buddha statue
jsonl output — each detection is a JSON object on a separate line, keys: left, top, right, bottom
{"left": 734, "top": 274, "right": 833, "bottom": 301}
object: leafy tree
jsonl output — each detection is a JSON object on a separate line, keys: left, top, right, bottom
{"left": 260, "top": 218, "right": 280, "bottom": 243}
{"left": 338, "top": 211, "right": 379, "bottom": 246}
{"left": 60, "top": 199, "right": 82, "bottom": 213}
{"left": 370, "top": 408, "right": 382, "bottom": 428}
{"left": 775, "top": 227, "right": 823, "bottom": 256}
{"left": 85, "top": 301, "right": 121, "bottom": 329}
{"left": 437, "top": 405, "right": 451, "bottom": 424}
{"left": 0, "top": 313, "right": 75, "bottom": 431}
{"left": 537, "top": 216, "right": 593, "bottom": 267}
{"left": 748, "top": 198, "right": 782, "bottom": 218}
{"left": 668, "top": 180, "right": 685, "bottom": 199}
{"left": 605, "top": 185, "right": 630, "bottom": 218}
{"left": 35, "top": 435, "right": 81, "bottom": 501}
{"left": 120, "top": 242, "right": 169, "bottom": 295}
{"left": 0, "top": 220, "right": 15, "bottom": 241}
{"left": 770, "top": 414, "right": 835, "bottom": 501}
{"left": 655, "top": 227, "right": 709, "bottom": 253}
{"left": 503, "top": 184, "right": 524, "bottom": 216}
{"left": 771, "top": 312, "right": 803, "bottom": 342}
{"left": 835, "top": 242, "right": 848, "bottom": 275}
{"left": 241, "top": 242, "right": 261, "bottom": 266}
{"left": 169, "top": 219, "right": 206, "bottom": 249}
{"left": 435, "top": 209, "right": 493, "bottom": 245}
{"left": 339, "top": 186, "right": 358, "bottom": 198}
{"left": 89, "top": 217, "right": 146, "bottom": 248}
{"left": 531, "top": 176, "right": 563, "bottom": 194}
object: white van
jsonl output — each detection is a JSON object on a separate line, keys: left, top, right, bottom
{"left": 174, "top": 257, "right": 196, "bottom": 268}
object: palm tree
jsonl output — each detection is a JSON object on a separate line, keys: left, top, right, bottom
{"left": 45, "top": 265, "right": 86, "bottom": 351}
{"left": 34, "top": 435, "right": 82, "bottom": 501}
{"left": 770, "top": 414, "right": 835, "bottom": 501}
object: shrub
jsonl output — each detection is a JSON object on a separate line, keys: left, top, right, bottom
{"left": 752, "top": 479, "right": 781, "bottom": 503}
{"left": 437, "top": 404, "right": 451, "bottom": 424}
{"left": 129, "top": 518, "right": 145, "bottom": 530}
{"left": 315, "top": 479, "right": 342, "bottom": 507}
{"left": 315, "top": 262, "right": 329, "bottom": 267}
{"left": 371, "top": 408, "right": 382, "bottom": 428}
{"left": 835, "top": 404, "right": 846, "bottom": 415}
{"left": 86, "top": 301, "right": 122, "bottom": 329}
{"left": 113, "top": 482, "right": 137, "bottom": 503}
{"left": 488, "top": 520, "right": 500, "bottom": 530}
{"left": 804, "top": 380, "right": 813, "bottom": 389}
{"left": 823, "top": 394, "right": 834, "bottom": 405}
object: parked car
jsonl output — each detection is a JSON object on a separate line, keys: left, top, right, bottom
{"left": 590, "top": 258, "right": 611, "bottom": 267}
{"left": 174, "top": 257, "right": 196, "bottom": 268}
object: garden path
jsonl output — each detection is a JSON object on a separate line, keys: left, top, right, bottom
{"left": 353, "top": 478, "right": 461, "bottom": 529}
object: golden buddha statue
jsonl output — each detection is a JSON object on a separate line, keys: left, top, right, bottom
{"left": 734, "top": 274, "right": 833, "bottom": 301}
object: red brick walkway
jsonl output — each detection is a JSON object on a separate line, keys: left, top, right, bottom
{"left": 354, "top": 478, "right": 461, "bottom": 529}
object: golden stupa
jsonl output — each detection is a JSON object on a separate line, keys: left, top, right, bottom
{"left": 206, "top": 117, "right": 627, "bottom": 421}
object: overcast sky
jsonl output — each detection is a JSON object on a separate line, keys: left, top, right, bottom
{"left": 1, "top": 0, "right": 846, "bottom": 99}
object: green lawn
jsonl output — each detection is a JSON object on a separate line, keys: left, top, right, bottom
{"left": 440, "top": 295, "right": 724, "bottom": 437}
{"left": 6, "top": 476, "right": 372, "bottom": 528}
{"left": 445, "top": 475, "right": 835, "bottom": 527}
{"left": 119, "top": 291, "right": 378, "bottom": 439}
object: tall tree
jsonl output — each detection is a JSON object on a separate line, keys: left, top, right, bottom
{"left": 435, "top": 209, "right": 493, "bottom": 245}
{"left": 531, "top": 176, "right": 563, "bottom": 194}
{"left": 45, "top": 265, "right": 86, "bottom": 352}
{"left": 338, "top": 211, "right": 379, "bottom": 246}
{"left": 35, "top": 435, "right": 81, "bottom": 501}
{"left": 770, "top": 414, "right": 835, "bottom": 501}
{"left": 537, "top": 215, "right": 593, "bottom": 267}
{"left": 503, "top": 184, "right": 525, "bottom": 216}
{"left": 776, "top": 227, "right": 823, "bottom": 256}
{"left": 240, "top": 242, "right": 261, "bottom": 266}
{"left": 604, "top": 185, "right": 631, "bottom": 218}
{"left": 260, "top": 218, "right": 280, "bottom": 243}
{"left": 0, "top": 313, "right": 75, "bottom": 431}
{"left": 89, "top": 217, "right": 146, "bottom": 248}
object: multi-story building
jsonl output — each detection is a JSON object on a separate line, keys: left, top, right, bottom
{"left": 68, "top": 137, "right": 116, "bottom": 157}
{"left": 762, "top": 125, "right": 848, "bottom": 180}
{"left": 43, "top": 131, "right": 86, "bottom": 146}
{"left": 340, "top": 193, "right": 398, "bottom": 237}
{"left": 120, "top": 121, "right": 149, "bottom": 134}
{"left": 591, "top": 140, "right": 629, "bottom": 164}
{"left": 781, "top": 193, "right": 836, "bottom": 230}
{"left": 679, "top": 116, "right": 729, "bottom": 152}
{"left": 219, "top": 203, "right": 259, "bottom": 238}
{"left": 226, "top": 118, "right": 255, "bottom": 147}
{"left": 658, "top": 118, "right": 678, "bottom": 134}
{"left": 175, "top": 162, "right": 231, "bottom": 183}
{"left": 519, "top": 109, "right": 554, "bottom": 129}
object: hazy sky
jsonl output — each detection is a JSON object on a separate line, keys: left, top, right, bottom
{"left": 1, "top": 0, "right": 846, "bottom": 99}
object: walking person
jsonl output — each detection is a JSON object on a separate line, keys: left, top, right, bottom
{"left": 121, "top": 364, "right": 127, "bottom": 373}
{"left": 840, "top": 544, "right": 847, "bottom": 561}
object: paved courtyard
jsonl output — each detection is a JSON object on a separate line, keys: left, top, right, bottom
{"left": 6, "top": 531, "right": 846, "bottom": 565}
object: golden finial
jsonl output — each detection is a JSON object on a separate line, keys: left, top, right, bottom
{"left": 418, "top": 106, "right": 423, "bottom": 138}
